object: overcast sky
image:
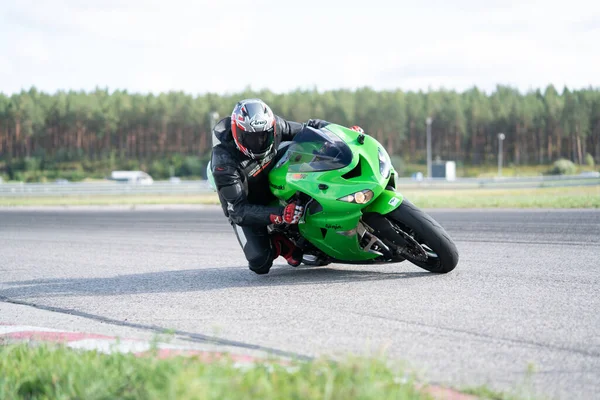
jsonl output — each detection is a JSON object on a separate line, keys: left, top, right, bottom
{"left": 1, "top": 0, "right": 599, "bottom": 95}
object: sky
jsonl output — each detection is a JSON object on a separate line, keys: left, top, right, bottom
{"left": 1, "top": 0, "right": 599, "bottom": 96}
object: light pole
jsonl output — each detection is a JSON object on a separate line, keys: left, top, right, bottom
{"left": 210, "top": 111, "right": 220, "bottom": 146}
{"left": 426, "top": 117, "right": 432, "bottom": 179}
{"left": 498, "top": 133, "right": 505, "bottom": 177}
{"left": 209, "top": 111, "right": 220, "bottom": 128}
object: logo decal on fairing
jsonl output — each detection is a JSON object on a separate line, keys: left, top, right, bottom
{"left": 326, "top": 224, "right": 342, "bottom": 230}
{"left": 388, "top": 197, "right": 400, "bottom": 207}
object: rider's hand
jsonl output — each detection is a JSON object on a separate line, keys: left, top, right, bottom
{"left": 270, "top": 202, "right": 304, "bottom": 225}
{"left": 284, "top": 202, "right": 304, "bottom": 224}
{"left": 306, "top": 119, "right": 328, "bottom": 129}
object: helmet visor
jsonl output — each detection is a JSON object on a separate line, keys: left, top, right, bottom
{"left": 243, "top": 102, "right": 267, "bottom": 116}
{"left": 240, "top": 127, "right": 274, "bottom": 155}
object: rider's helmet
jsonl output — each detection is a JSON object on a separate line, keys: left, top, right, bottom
{"left": 231, "top": 99, "right": 276, "bottom": 160}
{"left": 350, "top": 125, "right": 364, "bottom": 133}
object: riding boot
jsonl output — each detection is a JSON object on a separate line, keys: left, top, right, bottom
{"left": 271, "top": 233, "right": 303, "bottom": 267}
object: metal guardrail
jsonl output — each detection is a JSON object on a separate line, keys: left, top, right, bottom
{"left": 0, "top": 174, "right": 598, "bottom": 197}
{"left": 0, "top": 181, "right": 214, "bottom": 197}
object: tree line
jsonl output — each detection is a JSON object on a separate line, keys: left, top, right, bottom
{"left": 1, "top": 85, "right": 599, "bottom": 172}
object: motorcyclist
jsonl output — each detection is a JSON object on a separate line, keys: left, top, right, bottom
{"left": 210, "top": 98, "right": 331, "bottom": 275}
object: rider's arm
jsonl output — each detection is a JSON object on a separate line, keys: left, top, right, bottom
{"left": 276, "top": 116, "right": 331, "bottom": 141}
{"left": 275, "top": 116, "right": 304, "bottom": 142}
{"left": 211, "top": 146, "right": 284, "bottom": 227}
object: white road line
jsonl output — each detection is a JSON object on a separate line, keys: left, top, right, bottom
{"left": 67, "top": 339, "right": 152, "bottom": 354}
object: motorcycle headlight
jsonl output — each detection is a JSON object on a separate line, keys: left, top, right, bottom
{"left": 338, "top": 189, "right": 374, "bottom": 204}
{"left": 378, "top": 148, "right": 391, "bottom": 179}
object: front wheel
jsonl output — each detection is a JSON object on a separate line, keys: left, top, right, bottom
{"left": 386, "top": 200, "right": 459, "bottom": 273}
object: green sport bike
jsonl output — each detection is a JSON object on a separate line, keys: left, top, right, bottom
{"left": 209, "top": 124, "right": 459, "bottom": 273}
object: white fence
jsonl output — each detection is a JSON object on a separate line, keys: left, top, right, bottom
{"left": 0, "top": 174, "right": 598, "bottom": 197}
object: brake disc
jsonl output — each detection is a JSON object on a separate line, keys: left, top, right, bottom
{"left": 392, "top": 225, "right": 429, "bottom": 263}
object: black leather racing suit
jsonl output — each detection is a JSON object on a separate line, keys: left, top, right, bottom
{"left": 210, "top": 116, "right": 329, "bottom": 273}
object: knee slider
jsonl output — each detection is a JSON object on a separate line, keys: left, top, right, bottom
{"left": 249, "top": 255, "right": 272, "bottom": 274}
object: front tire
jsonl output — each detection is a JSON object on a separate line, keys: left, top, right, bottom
{"left": 386, "top": 199, "right": 459, "bottom": 273}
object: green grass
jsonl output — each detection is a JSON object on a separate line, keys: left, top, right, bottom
{"left": 1, "top": 186, "right": 598, "bottom": 208}
{"left": 0, "top": 344, "right": 433, "bottom": 400}
{"left": 402, "top": 163, "right": 598, "bottom": 178}
{"left": 0, "top": 343, "right": 546, "bottom": 400}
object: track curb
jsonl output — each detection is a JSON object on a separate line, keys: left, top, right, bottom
{"left": 0, "top": 324, "right": 260, "bottom": 363}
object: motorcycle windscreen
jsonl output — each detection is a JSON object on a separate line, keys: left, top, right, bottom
{"left": 285, "top": 127, "right": 353, "bottom": 173}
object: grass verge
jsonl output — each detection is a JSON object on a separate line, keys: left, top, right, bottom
{"left": 0, "top": 343, "right": 433, "bottom": 400}
{"left": 0, "top": 186, "right": 598, "bottom": 208}
{"left": 0, "top": 343, "right": 545, "bottom": 400}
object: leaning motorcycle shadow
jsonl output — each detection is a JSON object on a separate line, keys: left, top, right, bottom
{"left": 261, "top": 264, "right": 432, "bottom": 285}
{"left": 0, "top": 265, "right": 431, "bottom": 299}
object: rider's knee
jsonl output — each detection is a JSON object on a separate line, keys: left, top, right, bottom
{"left": 244, "top": 240, "right": 274, "bottom": 275}
{"left": 248, "top": 255, "right": 272, "bottom": 275}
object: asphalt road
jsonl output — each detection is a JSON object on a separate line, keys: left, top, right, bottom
{"left": 1, "top": 206, "right": 599, "bottom": 399}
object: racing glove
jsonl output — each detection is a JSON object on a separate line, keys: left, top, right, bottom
{"left": 270, "top": 202, "right": 304, "bottom": 225}
{"left": 306, "top": 119, "right": 330, "bottom": 129}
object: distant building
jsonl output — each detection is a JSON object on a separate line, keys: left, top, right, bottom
{"left": 109, "top": 171, "right": 154, "bottom": 185}
{"left": 432, "top": 161, "right": 456, "bottom": 181}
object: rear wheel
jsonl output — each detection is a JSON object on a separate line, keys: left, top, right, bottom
{"left": 385, "top": 199, "right": 459, "bottom": 273}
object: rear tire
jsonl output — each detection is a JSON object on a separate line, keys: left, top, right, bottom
{"left": 386, "top": 199, "right": 459, "bottom": 273}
